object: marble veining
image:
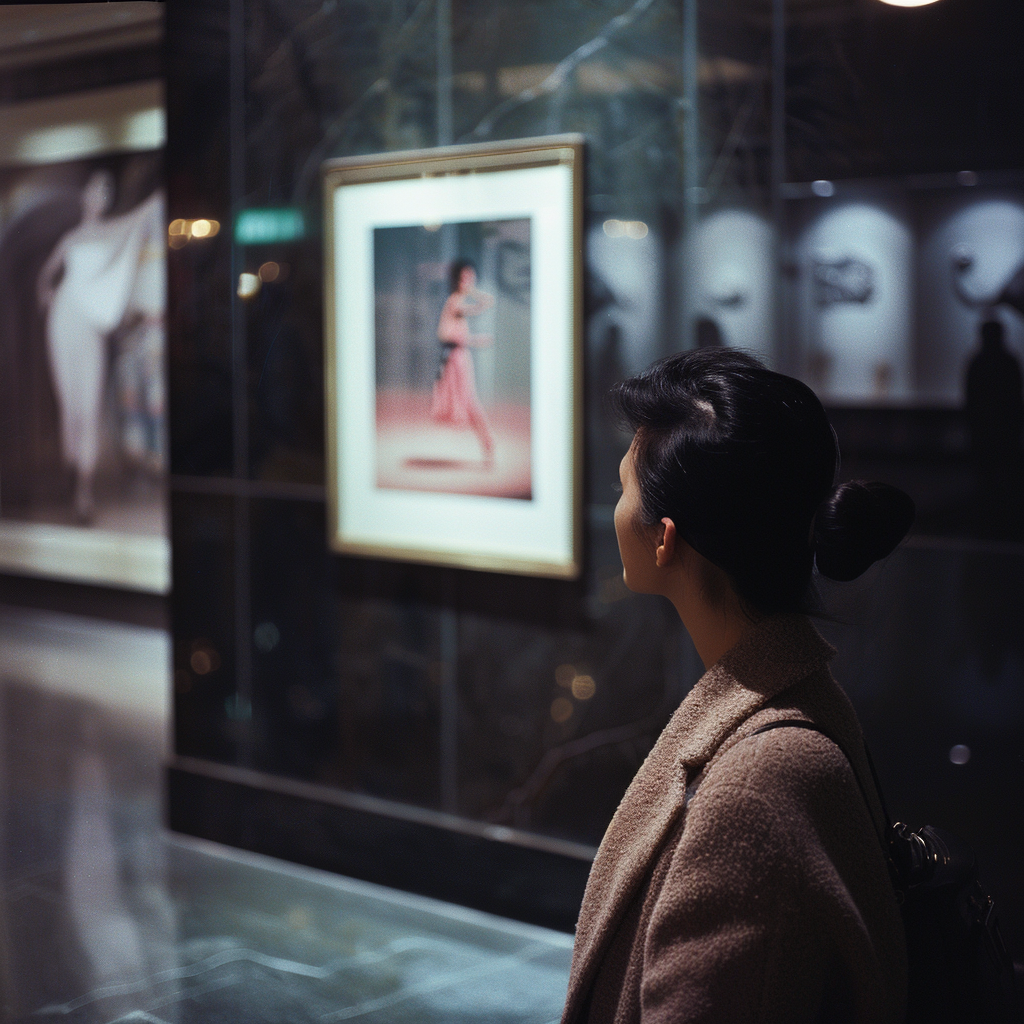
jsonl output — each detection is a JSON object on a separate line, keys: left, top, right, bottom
{"left": 0, "top": 609, "right": 571, "bottom": 1024}
{"left": 458, "top": 0, "right": 667, "bottom": 143}
{"left": 19, "top": 835, "right": 573, "bottom": 1024}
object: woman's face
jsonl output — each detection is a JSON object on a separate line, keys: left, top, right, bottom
{"left": 458, "top": 266, "right": 476, "bottom": 292}
{"left": 614, "top": 441, "right": 659, "bottom": 593}
{"left": 82, "top": 172, "right": 113, "bottom": 220}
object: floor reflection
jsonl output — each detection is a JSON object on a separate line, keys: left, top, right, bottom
{"left": 0, "top": 608, "right": 571, "bottom": 1023}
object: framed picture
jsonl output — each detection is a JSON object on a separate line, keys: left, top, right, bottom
{"left": 323, "top": 135, "right": 583, "bottom": 578}
{"left": 0, "top": 82, "right": 169, "bottom": 594}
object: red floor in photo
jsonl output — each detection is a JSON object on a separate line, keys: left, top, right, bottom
{"left": 376, "top": 390, "right": 532, "bottom": 499}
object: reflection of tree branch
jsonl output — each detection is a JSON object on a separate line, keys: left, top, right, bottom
{"left": 704, "top": 90, "right": 757, "bottom": 200}
{"left": 382, "top": 643, "right": 434, "bottom": 674}
{"left": 703, "top": 48, "right": 769, "bottom": 202}
{"left": 459, "top": 0, "right": 660, "bottom": 142}
{"left": 292, "top": 0, "right": 435, "bottom": 202}
{"left": 783, "top": 112, "right": 833, "bottom": 150}
{"left": 489, "top": 715, "right": 662, "bottom": 828}
{"left": 604, "top": 110, "right": 675, "bottom": 163}
{"left": 487, "top": 603, "right": 680, "bottom": 828}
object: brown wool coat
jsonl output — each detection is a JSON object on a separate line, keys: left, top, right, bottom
{"left": 561, "top": 614, "right": 907, "bottom": 1024}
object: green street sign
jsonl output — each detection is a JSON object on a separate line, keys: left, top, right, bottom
{"left": 235, "top": 207, "right": 305, "bottom": 244}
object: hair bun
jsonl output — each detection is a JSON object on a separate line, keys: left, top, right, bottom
{"left": 813, "top": 481, "right": 915, "bottom": 582}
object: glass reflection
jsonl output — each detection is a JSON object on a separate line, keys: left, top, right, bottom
{"left": 162, "top": 0, "right": 1024, "bottom": 955}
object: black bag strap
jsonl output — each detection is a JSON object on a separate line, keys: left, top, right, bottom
{"left": 751, "top": 719, "right": 894, "bottom": 853}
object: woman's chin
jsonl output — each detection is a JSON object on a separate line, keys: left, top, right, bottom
{"left": 620, "top": 570, "right": 653, "bottom": 595}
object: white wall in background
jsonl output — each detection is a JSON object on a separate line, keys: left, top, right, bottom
{"left": 918, "top": 195, "right": 1024, "bottom": 403}
{"left": 0, "top": 81, "right": 164, "bottom": 165}
{"left": 587, "top": 222, "right": 663, "bottom": 375}
{"left": 796, "top": 201, "right": 913, "bottom": 403}
{"left": 686, "top": 208, "right": 775, "bottom": 363}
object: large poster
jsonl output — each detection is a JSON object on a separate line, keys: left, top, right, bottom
{"left": 0, "top": 150, "right": 168, "bottom": 592}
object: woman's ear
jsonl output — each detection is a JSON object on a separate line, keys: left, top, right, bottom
{"left": 656, "top": 517, "right": 678, "bottom": 568}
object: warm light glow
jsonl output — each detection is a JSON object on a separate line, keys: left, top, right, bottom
{"left": 167, "top": 218, "right": 221, "bottom": 247}
{"left": 555, "top": 663, "right": 576, "bottom": 688}
{"left": 258, "top": 261, "right": 280, "bottom": 282}
{"left": 603, "top": 218, "right": 649, "bottom": 239}
{"left": 550, "top": 696, "right": 574, "bottom": 723}
{"left": 189, "top": 645, "right": 220, "bottom": 674}
{"left": 875, "top": 0, "right": 942, "bottom": 6}
{"left": 571, "top": 674, "right": 596, "bottom": 700}
{"left": 237, "top": 272, "right": 261, "bottom": 298}
{"left": 190, "top": 650, "right": 212, "bottom": 674}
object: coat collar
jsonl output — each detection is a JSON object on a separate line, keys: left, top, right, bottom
{"left": 667, "top": 612, "right": 836, "bottom": 770}
{"left": 562, "top": 614, "right": 835, "bottom": 1023}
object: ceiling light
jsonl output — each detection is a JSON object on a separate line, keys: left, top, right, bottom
{"left": 603, "top": 218, "right": 649, "bottom": 239}
{"left": 875, "top": 0, "right": 943, "bottom": 7}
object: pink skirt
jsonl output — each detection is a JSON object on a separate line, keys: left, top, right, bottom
{"left": 431, "top": 346, "right": 484, "bottom": 426}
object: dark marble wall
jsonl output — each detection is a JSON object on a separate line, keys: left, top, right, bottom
{"left": 167, "top": 0, "right": 1024, "bottom": 945}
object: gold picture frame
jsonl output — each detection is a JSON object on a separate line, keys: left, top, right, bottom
{"left": 323, "top": 135, "right": 583, "bottom": 578}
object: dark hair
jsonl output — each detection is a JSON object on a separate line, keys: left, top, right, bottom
{"left": 449, "top": 258, "right": 476, "bottom": 295}
{"left": 610, "top": 349, "right": 915, "bottom": 615}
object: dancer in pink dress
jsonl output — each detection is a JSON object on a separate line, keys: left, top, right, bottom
{"left": 432, "top": 259, "right": 495, "bottom": 462}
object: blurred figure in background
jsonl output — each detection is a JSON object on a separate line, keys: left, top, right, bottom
{"left": 694, "top": 315, "right": 724, "bottom": 348}
{"left": 964, "top": 318, "right": 1024, "bottom": 538}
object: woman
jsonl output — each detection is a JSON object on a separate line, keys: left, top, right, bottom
{"left": 37, "top": 170, "right": 164, "bottom": 521}
{"left": 562, "top": 349, "right": 913, "bottom": 1023}
{"left": 431, "top": 258, "right": 495, "bottom": 462}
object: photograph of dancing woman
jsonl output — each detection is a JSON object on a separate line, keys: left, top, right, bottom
{"left": 432, "top": 258, "right": 495, "bottom": 463}
{"left": 373, "top": 217, "right": 532, "bottom": 499}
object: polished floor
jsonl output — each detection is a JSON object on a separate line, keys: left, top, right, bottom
{"left": 0, "top": 606, "right": 572, "bottom": 1023}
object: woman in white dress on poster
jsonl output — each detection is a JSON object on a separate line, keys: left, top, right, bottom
{"left": 36, "top": 170, "right": 164, "bottom": 521}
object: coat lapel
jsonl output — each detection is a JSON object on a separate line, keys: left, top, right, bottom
{"left": 562, "top": 614, "right": 835, "bottom": 1022}
{"left": 670, "top": 614, "right": 836, "bottom": 771}
{"left": 561, "top": 710, "right": 690, "bottom": 1022}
